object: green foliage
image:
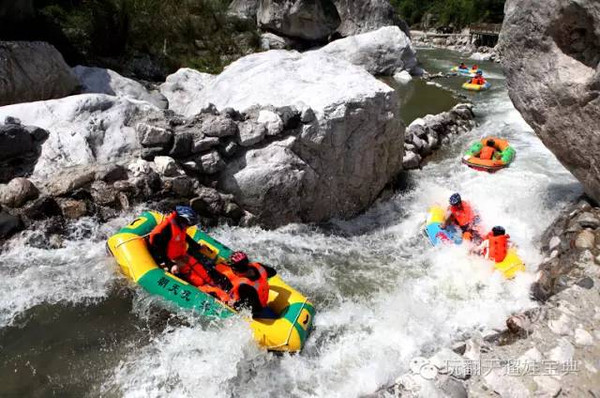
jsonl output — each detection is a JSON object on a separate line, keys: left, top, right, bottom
{"left": 17, "top": 0, "right": 259, "bottom": 76}
{"left": 391, "top": 0, "right": 505, "bottom": 29}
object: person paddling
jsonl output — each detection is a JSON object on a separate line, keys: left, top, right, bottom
{"left": 470, "top": 70, "right": 486, "bottom": 86}
{"left": 476, "top": 226, "right": 511, "bottom": 263}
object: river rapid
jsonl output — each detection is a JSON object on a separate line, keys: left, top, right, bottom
{"left": 0, "top": 49, "right": 583, "bottom": 397}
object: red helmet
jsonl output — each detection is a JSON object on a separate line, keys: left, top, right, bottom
{"left": 230, "top": 251, "right": 249, "bottom": 268}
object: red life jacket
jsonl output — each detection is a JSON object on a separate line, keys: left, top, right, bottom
{"left": 216, "top": 262, "right": 270, "bottom": 308}
{"left": 480, "top": 146, "right": 495, "bottom": 160}
{"left": 450, "top": 201, "right": 475, "bottom": 227}
{"left": 487, "top": 233, "right": 509, "bottom": 263}
{"left": 148, "top": 212, "right": 187, "bottom": 260}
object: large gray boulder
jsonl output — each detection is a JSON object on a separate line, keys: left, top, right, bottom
{"left": 0, "top": 42, "right": 79, "bottom": 106}
{"left": 0, "top": 94, "right": 161, "bottom": 179}
{"left": 257, "top": 0, "right": 341, "bottom": 41}
{"left": 0, "top": 118, "right": 49, "bottom": 183}
{"left": 194, "top": 50, "right": 403, "bottom": 226}
{"left": 73, "top": 65, "right": 168, "bottom": 109}
{"left": 316, "top": 26, "right": 417, "bottom": 75}
{"left": 159, "top": 68, "right": 216, "bottom": 117}
{"left": 499, "top": 0, "right": 600, "bottom": 202}
{"left": 333, "top": 0, "right": 410, "bottom": 37}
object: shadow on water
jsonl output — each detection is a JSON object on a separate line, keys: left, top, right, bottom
{"left": 0, "top": 287, "right": 148, "bottom": 397}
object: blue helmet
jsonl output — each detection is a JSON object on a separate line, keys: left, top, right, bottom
{"left": 449, "top": 193, "right": 462, "bottom": 206}
{"left": 476, "top": 70, "right": 483, "bottom": 76}
{"left": 175, "top": 205, "right": 198, "bottom": 226}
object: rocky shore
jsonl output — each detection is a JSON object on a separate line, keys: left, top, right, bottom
{"left": 375, "top": 197, "right": 600, "bottom": 397}
{"left": 410, "top": 30, "right": 501, "bottom": 63}
{"left": 402, "top": 103, "right": 476, "bottom": 170}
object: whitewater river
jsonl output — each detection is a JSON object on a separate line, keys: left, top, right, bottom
{"left": 0, "top": 49, "right": 583, "bottom": 397}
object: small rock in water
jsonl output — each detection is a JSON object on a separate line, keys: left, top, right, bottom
{"left": 575, "top": 229, "right": 595, "bottom": 249}
{"left": 574, "top": 328, "right": 594, "bottom": 346}
{"left": 507, "top": 313, "right": 533, "bottom": 335}
{"left": 393, "top": 70, "right": 412, "bottom": 85}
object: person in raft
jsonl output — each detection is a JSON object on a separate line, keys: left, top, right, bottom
{"left": 146, "top": 205, "right": 230, "bottom": 300}
{"left": 472, "top": 64, "right": 479, "bottom": 71}
{"left": 440, "top": 193, "right": 483, "bottom": 243}
{"left": 469, "top": 70, "right": 487, "bottom": 86}
{"left": 478, "top": 139, "right": 501, "bottom": 160}
{"left": 476, "top": 226, "right": 511, "bottom": 263}
{"left": 459, "top": 62, "right": 468, "bottom": 69}
{"left": 215, "top": 251, "right": 276, "bottom": 314}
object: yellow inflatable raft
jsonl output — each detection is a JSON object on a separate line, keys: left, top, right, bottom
{"left": 107, "top": 211, "right": 315, "bottom": 352}
{"left": 462, "top": 81, "right": 491, "bottom": 91}
{"left": 493, "top": 248, "right": 525, "bottom": 279}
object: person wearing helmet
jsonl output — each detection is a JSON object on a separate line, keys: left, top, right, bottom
{"left": 476, "top": 226, "right": 511, "bottom": 262}
{"left": 479, "top": 139, "right": 497, "bottom": 160}
{"left": 470, "top": 70, "right": 486, "bottom": 86}
{"left": 147, "top": 206, "right": 230, "bottom": 296}
{"left": 459, "top": 62, "right": 467, "bottom": 70}
{"left": 215, "top": 251, "right": 276, "bottom": 314}
{"left": 441, "top": 193, "right": 483, "bottom": 242}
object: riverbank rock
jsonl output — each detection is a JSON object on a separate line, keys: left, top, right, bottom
{"left": 0, "top": 178, "right": 39, "bottom": 208}
{"left": 333, "top": 0, "right": 410, "bottom": 37}
{"left": 0, "top": 94, "right": 161, "bottom": 178}
{"left": 0, "top": 41, "right": 79, "bottom": 106}
{"left": 0, "top": 118, "right": 49, "bottom": 183}
{"left": 192, "top": 50, "right": 402, "bottom": 226}
{"left": 257, "top": 0, "right": 341, "bottom": 42}
{"left": 73, "top": 65, "right": 168, "bottom": 109}
{"left": 499, "top": 0, "right": 600, "bottom": 203}
{"left": 403, "top": 104, "right": 476, "bottom": 169}
{"left": 316, "top": 26, "right": 417, "bottom": 75}
{"left": 159, "top": 68, "right": 216, "bottom": 116}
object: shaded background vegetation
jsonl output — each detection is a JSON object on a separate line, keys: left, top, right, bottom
{"left": 0, "top": 0, "right": 259, "bottom": 78}
{"left": 391, "top": 0, "right": 505, "bottom": 29}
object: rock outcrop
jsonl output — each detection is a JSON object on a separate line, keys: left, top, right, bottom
{"left": 333, "top": 0, "right": 410, "bottom": 37}
{"left": 0, "top": 94, "right": 160, "bottom": 178}
{"left": 316, "top": 26, "right": 417, "bottom": 75}
{"left": 0, "top": 41, "right": 79, "bottom": 106}
{"left": 159, "top": 68, "right": 216, "bottom": 117}
{"left": 402, "top": 104, "right": 476, "bottom": 170}
{"left": 499, "top": 0, "right": 600, "bottom": 203}
{"left": 257, "top": 0, "right": 341, "bottom": 42}
{"left": 73, "top": 65, "right": 168, "bottom": 109}
{"left": 192, "top": 50, "right": 403, "bottom": 226}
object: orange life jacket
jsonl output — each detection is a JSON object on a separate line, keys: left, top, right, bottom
{"left": 487, "top": 233, "right": 509, "bottom": 263}
{"left": 480, "top": 146, "right": 495, "bottom": 160}
{"left": 450, "top": 201, "right": 475, "bottom": 228}
{"left": 148, "top": 212, "right": 187, "bottom": 260}
{"left": 216, "top": 262, "right": 270, "bottom": 308}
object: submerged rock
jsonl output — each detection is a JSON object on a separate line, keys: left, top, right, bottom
{"left": 500, "top": 0, "right": 600, "bottom": 203}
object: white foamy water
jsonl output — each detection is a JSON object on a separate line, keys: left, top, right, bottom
{"left": 0, "top": 50, "right": 582, "bottom": 396}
